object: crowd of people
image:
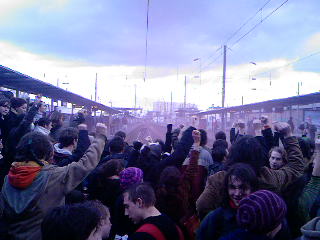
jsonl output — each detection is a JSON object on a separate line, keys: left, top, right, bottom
{"left": 0, "top": 91, "right": 319, "bottom": 240}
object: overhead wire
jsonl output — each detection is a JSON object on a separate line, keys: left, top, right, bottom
{"left": 229, "top": 49, "right": 320, "bottom": 81}
{"left": 201, "top": 52, "right": 223, "bottom": 71}
{"left": 225, "top": 0, "right": 273, "bottom": 44}
{"left": 230, "top": 0, "right": 290, "bottom": 48}
{"left": 201, "top": 46, "right": 223, "bottom": 67}
{"left": 254, "top": 49, "right": 320, "bottom": 77}
{"left": 196, "top": 0, "right": 281, "bottom": 71}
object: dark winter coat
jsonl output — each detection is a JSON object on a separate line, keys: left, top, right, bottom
{"left": 149, "top": 127, "right": 196, "bottom": 185}
{"left": 219, "top": 220, "right": 291, "bottom": 240}
{"left": 197, "top": 207, "right": 238, "bottom": 240}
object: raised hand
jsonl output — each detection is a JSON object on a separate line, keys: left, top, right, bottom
{"left": 95, "top": 123, "right": 108, "bottom": 137}
{"left": 274, "top": 122, "right": 292, "bottom": 138}
{"left": 78, "top": 124, "right": 88, "bottom": 131}
{"left": 260, "top": 115, "right": 268, "bottom": 125}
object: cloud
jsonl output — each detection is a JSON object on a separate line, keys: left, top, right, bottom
{"left": 1, "top": 40, "right": 319, "bottom": 111}
{"left": 0, "top": 0, "right": 70, "bottom": 19}
{"left": 0, "top": 0, "right": 35, "bottom": 18}
{"left": 304, "top": 32, "right": 320, "bottom": 52}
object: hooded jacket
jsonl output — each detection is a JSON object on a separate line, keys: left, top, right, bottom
{"left": 0, "top": 134, "right": 106, "bottom": 240}
{"left": 52, "top": 129, "right": 90, "bottom": 167}
{"left": 34, "top": 125, "right": 50, "bottom": 135}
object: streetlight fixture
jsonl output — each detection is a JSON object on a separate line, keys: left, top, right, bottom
{"left": 62, "top": 82, "right": 69, "bottom": 91}
{"left": 249, "top": 62, "right": 257, "bottom": 81}
{"left": 193, "top": 58, "right": 202, "bottom": 85}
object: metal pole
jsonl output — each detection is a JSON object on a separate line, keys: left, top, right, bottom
{"left": 184, "top": 75, "right": 187, "bottom": 109}
{"left": 176, "top": 66, "right": 179, "bottom": 82}
{"left": 222, "top": 45, "right": 226, "bottom": 108}
{"left": 170, "top": 91, "right": 173, "bottom": 114}
{"left": 51, "top": 99, "right": 54, "bottom": 111}
{"left": 200, "top": 58, "right": 202, "bottom": 85}
{"left": 94, "top": 73, "right": 97, "bottom": 117}
{"left": 134, "top": 84, "right": 137, "bottom": 108}
{"left": 222, "top": 45, "right": 227, "bottom": 131}
{"left": 95, "top": 73, "right": 98, "bottom": 102}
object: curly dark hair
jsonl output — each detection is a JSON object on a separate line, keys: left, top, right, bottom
{"left": 15, "top": 132, "right": 53, "bottom": 165}
{"left": 199, "top": 129, "right": 208, "bottom": 146}
{"left": 225, "top": 135, "right": 266, "bottom": 175}
{"left": 155, "top": 166, "right": 187, "bottom": 223}
{"left": 222, "top": 163, "right": 258, "bottom": 207}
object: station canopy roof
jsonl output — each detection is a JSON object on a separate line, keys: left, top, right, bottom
{"left": 197, "top": 91, "right": 320, "bottom": 116}
{"left": 0, "top": 65, "right": 119, "bottom": 114}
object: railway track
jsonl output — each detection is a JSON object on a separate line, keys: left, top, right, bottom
{"left": 125, "top": 123, "right": 166, "bottom": 144}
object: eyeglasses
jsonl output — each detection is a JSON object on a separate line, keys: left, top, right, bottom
{"left": 0, "top": 105, "right": 10, "bottom": 108}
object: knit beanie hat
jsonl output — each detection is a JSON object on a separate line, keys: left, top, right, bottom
{"left": 237, "top": 190, "right": 287, "bottom": 233}
{"left": 119, "top": 167, "right": 143, "bottom": 190}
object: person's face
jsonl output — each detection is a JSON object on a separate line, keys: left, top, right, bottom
{"left": 16, "top": 103, "right": 27, "bottom": 114}
{"left": 99, "top": 215, "right": 112, "bottom": 239}
{"left": 87, "top": 229, "right": 101, "bottom": 240}
{"left": 73, "top": 139, "right": 78, "bottom": 150}
{"left": 228, "top": 176, "right": 252, "bottom": 207}
{"left": 123, "top": 192, "right": 143, "bottom": 224}
{"left": 269, "top": 151, "right": 285, "bottom": 170}
{"left": 45, "top": 122, "right": 52, "bottom": 131}
{"left": 0, "top": 104, "right": 10, "bottom": 115}
{"left": 39, "top": 103, "right": 47, "bottom": 113}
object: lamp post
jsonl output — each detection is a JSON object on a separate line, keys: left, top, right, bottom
{"left": 62, "top": 82, "right": 69, "bottom": 91}
{"left": 193, "top": 58, "right": 202, "bottom": 85}
{"left": 249, "top": 62, "right": 257, "bottom": 81}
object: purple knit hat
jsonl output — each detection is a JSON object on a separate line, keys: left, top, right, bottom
{"left": 119, "top": 167, "right": 143, "bottom": 190}
{"left": 237, "top": 190, "right": 287, "bottom": 233}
